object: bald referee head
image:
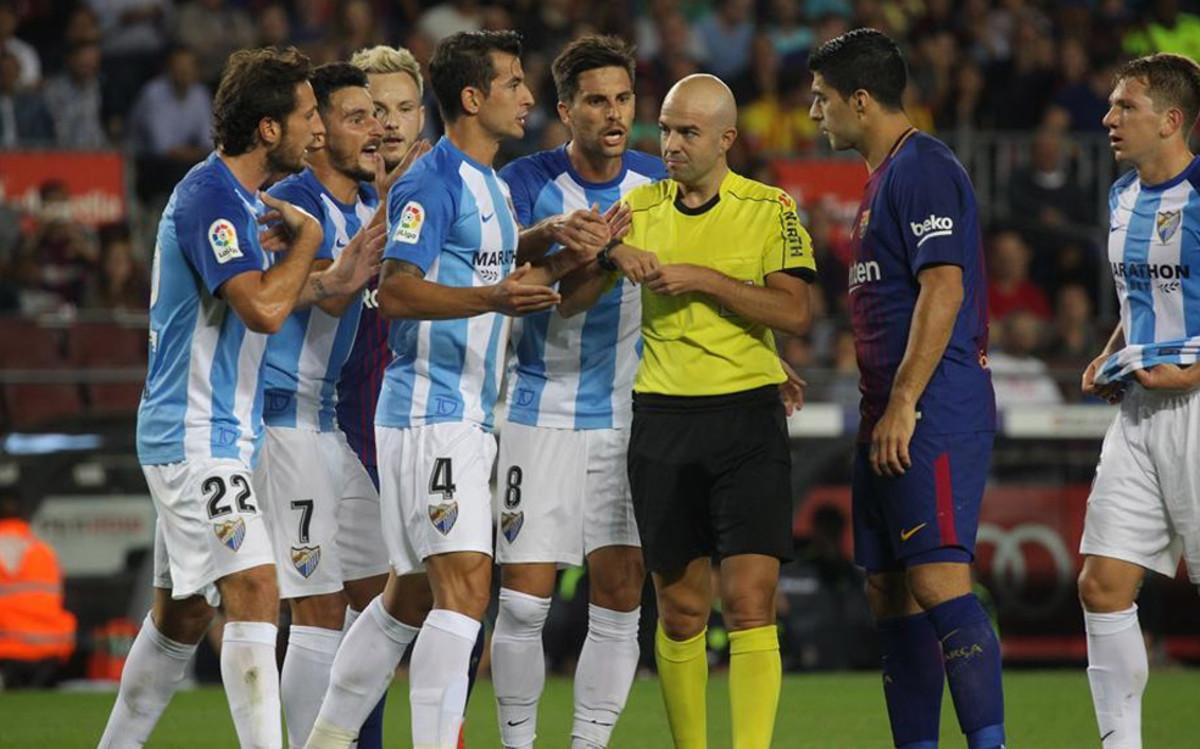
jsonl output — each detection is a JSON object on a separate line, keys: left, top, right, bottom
{"left": 659, "top": 73, "right": 737, "bottom": 187}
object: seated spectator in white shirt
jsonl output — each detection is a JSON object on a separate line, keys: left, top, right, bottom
{"left": 42, "top": 41, "right": 107, "bottom": 149}
{"left": 127, "top": 46, "right": 211, "bottom": 202}
{"left": 0, "top": 1, "right": 40, "bottom": 88}
{"left": 0, "top": 49, "right": 53, "bottom": 147}
{"left": 988, "top": 310, "right": 1065, "bottom": 408}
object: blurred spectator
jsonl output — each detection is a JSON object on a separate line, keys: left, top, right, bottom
{"left": 634, "top": 0, "right": 705, "bottom": 66}
{"left": 0, "top": 0, "right": 39, "bottom": 87}
{"left": 989, "top": 9, "right": 1057, "bottom": 130}
{"left": 766, "top": 0, "right": 813, "bottom": 65}
{"left": 127, "top": 45, "right": 211, "bottom": 202}
{"left": 14, "top": 181, "right": 98, "bottom": 310}
{"left": 738, "top": 38, "right": 818, "bottom": 157}
{"left": 695, "top": 0, "right": 755, "bottom": 81}
{"left": 255, "top": 2, "right": 291, "bottom": 49}
{"left": 1008, "top": 127, "right": 1093, "bottom": 246}
{"left": 173, "top": 0, "right": 255, "bottom": 87}
{"left": 418, "top": 0, "right": 482, "bottom": 44}
{"left": 42, "top": 40, "right": 108, "bottom": 149}
{"left": 43, "top": 5, "right": 103, "bottom": 76}
{"left": 1045, "top": 38, "right": 1111, "bottom": 133}
{"left": 1123, "top": 0, "right": 1200, "bottom": 61}
{"left": 987, "top": 229, "right": 1052, "bottom": 321}
{"left": 84, "top": 224, "right": 148, "bottom": 311}
{"left": 331, "top": 0, "right": 387, "bottom": 61}
{"left": 0, "top": 490, "right": 77, "bottom": 689}
{"left": 988, "top": 310, "right": 1064, "bottom": 407}
{"left": 89, "top": 0, "right": 170, "bottom": 116}
{"left": 0, "top": 49, "right": 53, "bottom": 146}
{"left": 822, "top": 327, "right": 860, "bottom": 410}
{"left": 1042, "top": 283, "right": 1098, "bottom": 381}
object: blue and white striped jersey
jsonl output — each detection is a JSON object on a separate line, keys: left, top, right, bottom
{"left": 376, "top": 136, "right": 518, "bottom": 431}
{"left": 262, "top": 169, "right": 379, "bottom": 431}
{"left": 499, "top": 145, "right": 666, "bottom": 429}
{"left": 137, "top": 152, "right": 270, "bottom": 466}
{"left": 1098, "top": 156, "right": 1200, "bottom": 383}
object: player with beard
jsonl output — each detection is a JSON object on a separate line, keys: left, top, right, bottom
{"left": 97, "top": 47, "right": 343, "bottom": 749}
{"left": 491, "top": 35, "right": 664, "bottom": 749}
{"left": 257, "top": 62, "right": 393, "bottom": 748}
{"left": 305, "top": 31, "right": 610, "bottom": 749}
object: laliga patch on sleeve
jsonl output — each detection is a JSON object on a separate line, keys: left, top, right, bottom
{"left": 208, "top": 218, "right": 244, "bottom": 264}
{"left": 392, "top": 201, "right": 425, "bottom": 244}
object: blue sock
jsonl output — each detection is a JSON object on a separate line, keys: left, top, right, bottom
{"left": 926, "top": 594, "right": 1006, "bottom": 749}
{"left": 878, "top": 612, "right": 944, "bottom": 749}
{"left": 355, "top": 693, "right": 387, "bottom": 749}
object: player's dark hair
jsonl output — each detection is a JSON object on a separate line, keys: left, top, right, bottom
{"left": 310, "top": 62, "right": 369, "bottom": 113}
{"left": 429, "top": 30, "right": 523, "bottom": 123}
{"left": 552, "top": 34, "right": 636, "bottom": 103}
{"left": 808, "top": 27, "right": 907, "bottom": 111}
{"left": 212, "top": 46, "right": 313, "bottom": 156}
{"left": 1116, "top": 53, "right": 1200, "bottom": 134}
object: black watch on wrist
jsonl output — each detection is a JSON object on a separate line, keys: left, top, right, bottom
{"left": 597, "top": 241, "right": 619, "bottom": 272}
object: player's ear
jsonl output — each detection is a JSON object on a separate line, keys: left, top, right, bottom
{"left": 557, "top": 99, "right": 571, "bottom": 127}
{"left": 852, "top": 89, "right": 869, "bottom": 116}
{"left": 461, "top": 86, "right": 482, "bottom": 116}
{"left": 258, "top": 117, "right": 281, "bottom": 148}
{"left": 1160, "top": 105, "right": 1183, "bottom": 139}
{"left": 720, "top": 125, "right": 738, "bottom": 154}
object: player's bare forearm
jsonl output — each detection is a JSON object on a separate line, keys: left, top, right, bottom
{"left": 888, "top": 264, "right": 963, "bottom": 408}
{"left": 377, "top": 259, "right": 492, "bottom": 320}
{"left": 293, "top": 259, "right": 357, "bottom": 316}
{"left": 1099, "top": 323, "right": 1124, "bottom": 357}
{"left": 516, "top": 219, "right": 557, "bottom": 265}
{"left": 223, "top": 222, "right": 323, "bottom": 333}
{"left": 558, "top": 261, "right": 612, "bottom": 318}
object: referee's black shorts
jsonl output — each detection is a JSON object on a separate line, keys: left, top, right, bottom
{"left": 628, "top": 384, "right": 793, "bottom": 574}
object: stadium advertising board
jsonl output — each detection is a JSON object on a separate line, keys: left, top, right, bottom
{"left": 0, "top": 151, "right": 126, "bottom": 227}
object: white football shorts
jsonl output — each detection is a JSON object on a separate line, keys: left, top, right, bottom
{"left": 1081, "top": 384, "right": 1200, "bottom": 583}
{"left": 377, "top": 421, "right": 497, "bottom": 575}
{"left": 494, "top": 422, "right": 640, "bottom": 566}
{"left": 147, "top": 457, "right": 274, "bottom": 607}
{"left": 257, "top": 427, "right": 389, "bottom": 598}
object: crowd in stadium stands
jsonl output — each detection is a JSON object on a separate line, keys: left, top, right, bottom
{"left": 1, "top": 0, "right": 1199, "bottom": 403}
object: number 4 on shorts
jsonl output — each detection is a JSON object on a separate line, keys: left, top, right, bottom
{"left": 430, "top": 457, "right": 456, "bottom": 499}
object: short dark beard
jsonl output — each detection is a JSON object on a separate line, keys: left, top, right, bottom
{"left": 266, "top": 123, "right": 306, "bottom": 175}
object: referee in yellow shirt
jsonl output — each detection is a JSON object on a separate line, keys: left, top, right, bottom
{"left": 561, "top": 73, "right": 816, "bottom": 749}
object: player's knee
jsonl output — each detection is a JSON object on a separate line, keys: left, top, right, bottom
{"left": 864, "top": 573, "right": 913, "bottom": 620}
{"left": 219, "top": 565, "right": 280, "bottom": 621}
{"left": 154, "top": 593, "right": 214, "bottom": 644}
{"left": 430, "top": 559, "right": 493, "bottom": 619}
{"left": 1077, "top": 568, "right": 1136, "bottom": 613}
{"left": 721, "top": 589, "right": 775, "bottom": 632}
{"left": 589, "top": 557, "right": 646, "bottom": 611}
{"left": 290, "top": 591, "right": 350, "bottom": 629}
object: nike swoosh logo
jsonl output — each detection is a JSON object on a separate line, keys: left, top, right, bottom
{"left": 586, "top": 719, "right": 615, "bottom": 726}
{"left": 940, "top": 628, "right": 960, "bottom": 643}
{"left": 1100, "top": 730, "right": 1116, "bottom": 742}
{"left": 506, "top": 718, "right": 530, "bottom": 727}
{"left": 899, "top": 522, "right": 927, "bottom": 542}
{"left": 482, "top": 212, "right": 495, "bottom": 223}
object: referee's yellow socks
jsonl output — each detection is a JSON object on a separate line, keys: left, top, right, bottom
{"left": 729, "top": 624, "right": 781, "bottom": 749}
{"left": 655, "top": 623, "right": 708, "bottom": 749}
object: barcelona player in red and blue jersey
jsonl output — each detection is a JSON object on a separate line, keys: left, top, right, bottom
{"left": 811, "top": 30, "right": 1005, "bottom": 749}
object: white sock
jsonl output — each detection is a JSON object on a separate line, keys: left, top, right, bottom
{"left": 281, "top": 625, "right": 342, "bottom": 748}
{"left": 491, "top": 588, "right": 552, "bottom": 749}
{"left": 307, "top": 597, "right": 418, "bottom": 746}
{"left": 221, "top": 621, "right": 283, "bottom": 749}
{"left": 1085, "top": 605, "right": 1146, "bottom": 749}
{"left": 409, "top": 609, "right": 481, "bottom": 749}
{"left": 97, "top": 612, "right": 198, "bottom": 748}
{"left": 572, "top": 605, "right": 640, "bottom": 748}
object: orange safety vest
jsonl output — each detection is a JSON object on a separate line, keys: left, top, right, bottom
{"left": 0, "top": 518, "right": 76, "bottom": 661}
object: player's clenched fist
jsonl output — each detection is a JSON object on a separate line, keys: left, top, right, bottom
{"left": 489, "top": 262, "right": 562, "bottom": 316}
{"left": 259, "top": 190, "right": 323, "bottom": 245}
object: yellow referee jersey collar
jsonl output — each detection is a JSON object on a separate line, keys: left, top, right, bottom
{"left": 672, "top": 170, "right": 735, "bottom": 216}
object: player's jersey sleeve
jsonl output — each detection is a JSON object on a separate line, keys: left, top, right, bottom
{"left": 893, "top": 153, "right": 975, "bottom": 275}
{"left": 384, "top": 169, "right": 456, "bottom": 275}
{"left": 269, "top": 177, "right": 332, "bottom": 261}
{"left": 619, "top": 183, "right": 659, "bottom": 253}
{"left": 177, "top": 181, "right": 264, "bottom": 295}
{"left": 763, "top": 192, "right": 816, "bottom": 282}
{"left": 499, "top": 159, "right": 538, "bottom": 226}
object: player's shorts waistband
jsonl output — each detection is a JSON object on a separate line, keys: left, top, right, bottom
{"left": 632, "top": 385, "right": 778, "bottom": 414}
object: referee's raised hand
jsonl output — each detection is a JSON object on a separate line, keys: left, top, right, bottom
{"left": 489, "top": 262, "right": 562, "bottom": 316}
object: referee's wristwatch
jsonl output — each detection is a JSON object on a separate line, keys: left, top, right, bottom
{"left": 597, "top": 240, "right": 620, "bottom": 272}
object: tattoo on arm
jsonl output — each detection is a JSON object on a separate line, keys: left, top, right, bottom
{"left": 382, "top": 259, "right": 425, "bottom": 281}
{"left": 310, "top": 274, "right": 329, "bottom": 301}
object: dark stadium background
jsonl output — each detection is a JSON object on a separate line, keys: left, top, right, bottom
{"left": 1, "top": 0, "right": 1199, "bottom": 691}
